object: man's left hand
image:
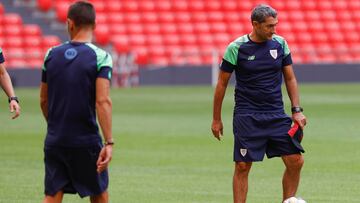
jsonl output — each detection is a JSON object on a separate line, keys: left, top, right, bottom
{"left": 96, "top": 145, "right": 113, "bottom": 173}
{"left": 292, "top": 112, "right": 307, "bottom": 130}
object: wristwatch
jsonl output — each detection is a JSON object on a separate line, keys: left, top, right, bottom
{"left": 104, "top": 140, "right": 114, "bottom": 146}
{"left": 8, "top": 96, "right": 19, "bottom": 103}
{"left": 291, "top": 106, "right": 303, "bottom": 113}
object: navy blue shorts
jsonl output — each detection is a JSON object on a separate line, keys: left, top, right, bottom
{"left": 233, "top": 113, "right": 302, "bottom": 162}
{"left": 44, "top": 143, "right": 108, "bottom": 198}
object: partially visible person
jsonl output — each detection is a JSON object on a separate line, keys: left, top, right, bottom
{"left": 0, "top": 47, "right": 21, "bottom": 119}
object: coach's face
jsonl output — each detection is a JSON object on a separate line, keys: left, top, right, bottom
{"left": 253, "top": 16, "right": 278, "bottom": 41}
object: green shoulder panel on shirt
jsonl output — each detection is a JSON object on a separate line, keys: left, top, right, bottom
{"left": 0, "top": 47, "right": 2, "bottom": 54}
{"left": 42, "top": 42, "right": 66, "bottom": 71}
{"left": 86, "top": 43, "right": 113, "bottom": 71}
{"left": 223, "top": 35, "right": 249, "bottom": 66}
{"left": 42, "top": 47, "right": 53, "bottom": 71}
{"left": 273, "top": 34, "right": 291, "bottom": 57}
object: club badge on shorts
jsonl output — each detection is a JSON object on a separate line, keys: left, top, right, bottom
{"left": 270, "top": 49, "right": 277, "bottom": 59}
{"left": 240, "top": 148, "right": 247, "bottom": 156}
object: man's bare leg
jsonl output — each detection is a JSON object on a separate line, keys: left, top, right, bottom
{"left": 43, "top": 191, "right": 64, "bottom": 203}
{"left": 233, "top": 162, "right": 252, "bottom": 203}
{"left": 90, "top": 191, "right": 108, "bottom": 203}
{"left": 282, "top": 154, "right": 304, "bottom": 201}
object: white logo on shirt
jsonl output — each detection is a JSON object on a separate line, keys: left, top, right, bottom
{"left": 270, "top": 49, "right": 278, "bottom": 59}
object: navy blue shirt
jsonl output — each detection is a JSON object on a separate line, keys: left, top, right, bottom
{"left": 0, "top": 48, "right": 4, "bottom": 63}
{"left": 220, "top": 34, "right": 292, "bottom": 114}
{"left": 42, "top": 42, "right": 112, "bottom": 147}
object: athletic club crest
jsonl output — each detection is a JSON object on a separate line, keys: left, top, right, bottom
{"left": 270, "top": 49, "right": 278, "bottom": 59}
{"left": 240, "top": 148, "right": 247, "bottom": 156}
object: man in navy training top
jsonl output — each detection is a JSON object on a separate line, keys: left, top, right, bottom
{"left": 0, "top": 48, "right": 21, "bottom": 119}
{"left": 211, "top": 4, "right": 307, "bottom": 203}
{"left": 40, "top": 1, "right": 113, "bottom": 203}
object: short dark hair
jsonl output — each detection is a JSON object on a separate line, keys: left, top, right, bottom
{"left": 251, "top": 4, "right": 277, "bottom": 23}
{"left": 67, "top": 1, "right": 95, "bottom": 27}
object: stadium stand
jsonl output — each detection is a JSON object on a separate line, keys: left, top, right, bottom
{"left": 0, "top": 2, "right": 61, "bottom": 68}
{"left": 2, "top": 0, "right": 360, "bottom": 67}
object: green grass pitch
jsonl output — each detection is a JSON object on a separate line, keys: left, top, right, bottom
{"left": 0, "top": 83, "right": 359, "bottom": 203}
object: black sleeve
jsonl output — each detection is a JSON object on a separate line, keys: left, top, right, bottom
{"left": 220, "top": 59, "right": 236, "bottom": 73}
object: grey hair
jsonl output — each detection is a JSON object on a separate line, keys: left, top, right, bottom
{"left": 251, "top": 4, "right": 277, "bottom": 23}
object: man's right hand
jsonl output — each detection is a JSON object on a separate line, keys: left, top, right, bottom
{"left": 211, "top": 120, "right": 224, "bottom": 141}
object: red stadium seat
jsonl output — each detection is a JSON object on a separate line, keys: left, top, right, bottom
{"left": 160, "top": 23, "right": 177, "bottom": 34}
{"left": 285, "top": 0, "right": 301, "bottom": 10}
{"left": 204, "top": 1, "right": 221, "bottom": 11}
{"left": 129, "top": 34, "right": 146, "bottom": 46}
{"left": 4, "top": 37, "right": 23, "bottom": 48}
{"left": 271, "top": 1, "right": 285, "bottom": 11}
{"left": 188, "top": 1, "right": 204, "bottom": 12}
{"left": 207, "top": 11, "right": 224, "bottom": 23}
{"left": 94, "top": 25, "right": 110, "bottom": 45}
{"left": 343, "top": 32, "right": 360, "bottom": 44}
{"left": 143, "top": 24, "right": 160, "bottom": 35}
{"left": 55, "top": 2, "right": 69, "bottom": 22}
{"left": 307, "top": 21, "right": 324, "bottom": 33}
{"left": 300, "top": 0, "right": 316, "bottom": 10}
{"left": 37, "top": 0, "right": 52, "bottom": 12}
{"left": 288, "top": 11, "right": 304, "bottom": 22}
{"left": 209, "top": 22, "right": 227, "bottom": 34}
{"left": 221, "top": 0, "right": 238, "bottom": 11}
{"left": 316, "top": 1, "right": 333, "bottom": 10}
{"left": 96, "top": 13, "right": 107, "bottom": 25}
{"left": 43, "top": 35, "right": 61, "bottom": 49}
{"left": 5, "top": 48, "right": 24, "bottom": 59}
{"left": 177, "top": 23, "right": 193, "bottom": 34}
{"left": 26, "top": 47, "right": 43, "bottom": 59}
{"left": 106, "top": 1, "right": 121, "bottom": 12}
{"left": 178, "top": 34, "right": 196, "bottom": 45}
{"left": 24, "top": 36, "right": 42, "bottom": 48}
{"left": 312, "top": 32, "right": 329, "bottom": 44}
{"left": 22, "top": 24, "right": 42, "bottom": 36}
{"left": 127, "top": 24, "right": 143, "bottom": 35}
{"left": 3, "top": 13, "right": 22, "bottom": 25}
{"left": 320, "top": 11, "right": 336, "bottom": 21}
{"left": 3, "top": 25, "right": 22, "bottom": 36}
{"left": 174, "top": 12, "right": 191, "bottom": 23}
{"left": 122, "top": 1, "right": 138, "bottom": 12}
{"left": 333, "top": 1, "right": 348, "bottom": 10}
{"left": 110, "top": 24, "right": 127, "bottom": 35}
{"left": 157, "top": 12, "right": 175, "bottom": 23}
{"left": 191, "top": 12, "right": 207, "bottom": 22}
{"left": 112, "top": 35, "right": 130, "bottom": 53}
{"left": 141, "top": 12, "right": 157, "bottom": 24}
{"left": 171, "top": 1, "right": 188, "bottom": 12}
{"left": 162, "top": 34, "right": 180, "bottom": 45}
{"left": 223, "top": 11, "right": 239, "bottom": 23}
{"left": 193, "top": 22, "right": 210, "bottom": 34}
{"left": 154, "top": 1, "right": 171, "bottom": 12}
{"left": 304, "top": 11, "right": 320, "bottom": 22}
{"left": 107, "top": 13, "right": 123, "bottom": 25}
{"left": 123, "top": 13, "right": 141, "bottom": 24}
{"left": 92, "top": 1, "right": 105, "bottom": 13}
{"left": 138, "top": 1, "right": 155, "bottom": 12}
{"left": 146, "top": 34, "right": 162, "bottom": 46}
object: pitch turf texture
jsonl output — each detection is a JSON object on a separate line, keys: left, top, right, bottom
{"left": 0, "top": 84, "right": 359, "bottom": 203}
